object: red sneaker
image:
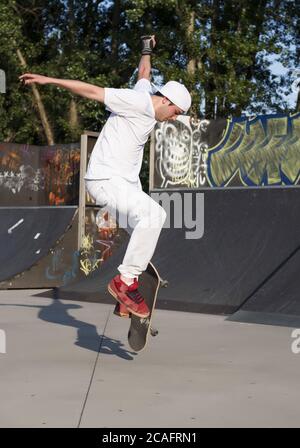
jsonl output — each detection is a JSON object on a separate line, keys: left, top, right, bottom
{"left": 108, "top": 275, "right": 150, "bottom": 318}
{"left": 113, "top": 303, "right": 130, "bottom": 318}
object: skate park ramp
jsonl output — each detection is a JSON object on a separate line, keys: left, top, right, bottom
{"left": 0, "top": 206, "right": 77, "bottom": 282}
{"left": 228, "top": 247, "right": 300, "bottom": 327}
{"left": 58, "top": 187, "right": 300, "bottom": 326}
{"left": 56, "top": 232, "right": 130, "bottom": 304}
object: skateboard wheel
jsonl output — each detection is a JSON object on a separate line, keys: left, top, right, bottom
{"left": 150, "top": 326, "right": 159, "bottom": 337}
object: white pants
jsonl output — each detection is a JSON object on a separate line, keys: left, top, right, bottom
{"left": 85, "top": 176, "right": 167, "bottom": 279}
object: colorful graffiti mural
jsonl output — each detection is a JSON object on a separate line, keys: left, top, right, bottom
{"left": 153, "top": 114, "right": 300, "bottom": 188}
{"left": 0, "top": 142, "right": 80, "bottom": 205}
{"left": 46, "top": 247, "right": 80, "bottom": 286}
{"left": 80, "top": 207, "right": 123, "bottom": 276}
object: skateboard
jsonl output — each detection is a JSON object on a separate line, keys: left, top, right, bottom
{"left": 128, "top": 262, "right": 161, "bottom": 352}
{"left": 113, "top": 262, "right": 162, "bottom": 352}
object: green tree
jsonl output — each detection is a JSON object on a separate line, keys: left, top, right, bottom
{"left": 0, "top": 0, "right": 299, "bottom": 188}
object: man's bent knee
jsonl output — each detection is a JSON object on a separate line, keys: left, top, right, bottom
{"left": 147, "top": 203, "right": 167, "bottom": 230}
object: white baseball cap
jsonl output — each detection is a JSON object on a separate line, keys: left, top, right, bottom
{"left": 151, "top": 80, "right": 191, "bottom": 113}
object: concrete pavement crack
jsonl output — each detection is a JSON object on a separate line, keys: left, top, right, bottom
{"left": 77, "top": 308, "right": 111, "bottom": 428}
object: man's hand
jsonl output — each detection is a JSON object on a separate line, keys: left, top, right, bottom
{"left": 19, "top": 73, "right": 105, "bottom": 102}
{"left": 138, "top": 35, "right": 156, "bottom": 81}
{"left": 141, "top": 35, "right": 156, "bottom": 55}
{"left": 19, "top": 73, "right": 50, "bottom": 86}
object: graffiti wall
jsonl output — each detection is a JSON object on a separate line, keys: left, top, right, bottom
{"left": 153, "top": 113, "right": 300, "bottom": 188}
{"left": 78, "top": 132, "right": 126, "bottom": 277}
{"left": 0, "top": 142, "right": 80, "bottom": 205}
{"left": 42, "top": 206, "right": 124, "bottom": 285}
{"left": 80, "top": 207, "right": 127, "bottom": 277}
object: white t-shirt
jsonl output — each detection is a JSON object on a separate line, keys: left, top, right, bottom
{"left": 84, "top": 78, "right": 156, "bottom": 183}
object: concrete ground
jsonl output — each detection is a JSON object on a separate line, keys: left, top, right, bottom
{"left": 0, "top": 289, "right": 300, "bottom": 428}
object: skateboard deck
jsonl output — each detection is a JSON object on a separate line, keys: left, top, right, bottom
{"left": 128, "top": 262, "right": 160, "bottom": 352}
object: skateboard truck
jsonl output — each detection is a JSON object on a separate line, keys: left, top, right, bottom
{"left": 127, "top": 262, "right": 161, "bottom": 351}
{"left": 147, "top": 276, "right": 168, "bottom": 337}
{"left": 140, "top": 317, "right": 159, "bottom": 337}
{"left": 146, "top": 276, "right": 168, "bottom": 337}
{"left": 133, "top": 272, "right": 167, "bottom": 340}
{"left": 160, "top": 278, "right": 169, "bottom": 288}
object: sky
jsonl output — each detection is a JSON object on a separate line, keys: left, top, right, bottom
{"left": 271, "top": 59, "right": 298, "bottom": 108}
{"left": 268, "top": 42, "right": 299, "bottom": 110}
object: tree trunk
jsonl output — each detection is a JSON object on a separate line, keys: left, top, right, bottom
{"left": 186, "top": 9, "right": 198, "bottom": 117}
{"left": 187, "top": 10, "right": 196, "bottom": 76}
{"left": 206, "top": 0, "right": 220, "bottom": 118}
{"left": 69, "top": 98, "right": 79, "bottom": 128}
{"left": 111, "top": 0, "right": 121, "bottom": 79}
{"left": 16, "top": 49, "right": 55, "bottom": 145}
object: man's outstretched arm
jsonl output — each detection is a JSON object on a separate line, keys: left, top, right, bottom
{"left": 138, "top": 35, "right": 156, "bottom": 81}
{"left": 19, "top": 73, "right": 105, "bottom": 102}
{"left": 138, "top": 55, "right": 152, "bottom": 81}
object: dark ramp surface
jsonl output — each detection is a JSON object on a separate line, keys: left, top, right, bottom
{"left": 228, "top": 247, "right": 300, "bottom": 327}
{"left": 0, "top": 206, "right": 76, "bottom": 282}
{"left": 152, "top": 188, "right": 300, "bottom": 314}
{"left": 57, "top": 233, "right": 129, "bottom": 303}
{"left": 58, "top": 188, "right": 300, "bottom": 316}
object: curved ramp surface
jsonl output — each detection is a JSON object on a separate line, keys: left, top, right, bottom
{"left": 0, "top": 207, "right": 76, "bottom": 282}
{"left": 58, "top": 233, "right": 129, "bottom": 303}
{"left": 229, "top": 247, "right": 300, "bottom": 327}
{"left": 58, "top": 188, "right": 300, "bottom": 319}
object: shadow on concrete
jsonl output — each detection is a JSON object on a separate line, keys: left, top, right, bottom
{"left": 0, "top": 298, "right": 136, "bottom": 360}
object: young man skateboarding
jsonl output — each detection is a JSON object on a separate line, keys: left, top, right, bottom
{"left": 19, "top": 35, "right": 191, "bottom": 319}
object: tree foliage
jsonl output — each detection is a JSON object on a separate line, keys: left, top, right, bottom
{"left": 0, "top": 0, "right": 299, "bottom": 186}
